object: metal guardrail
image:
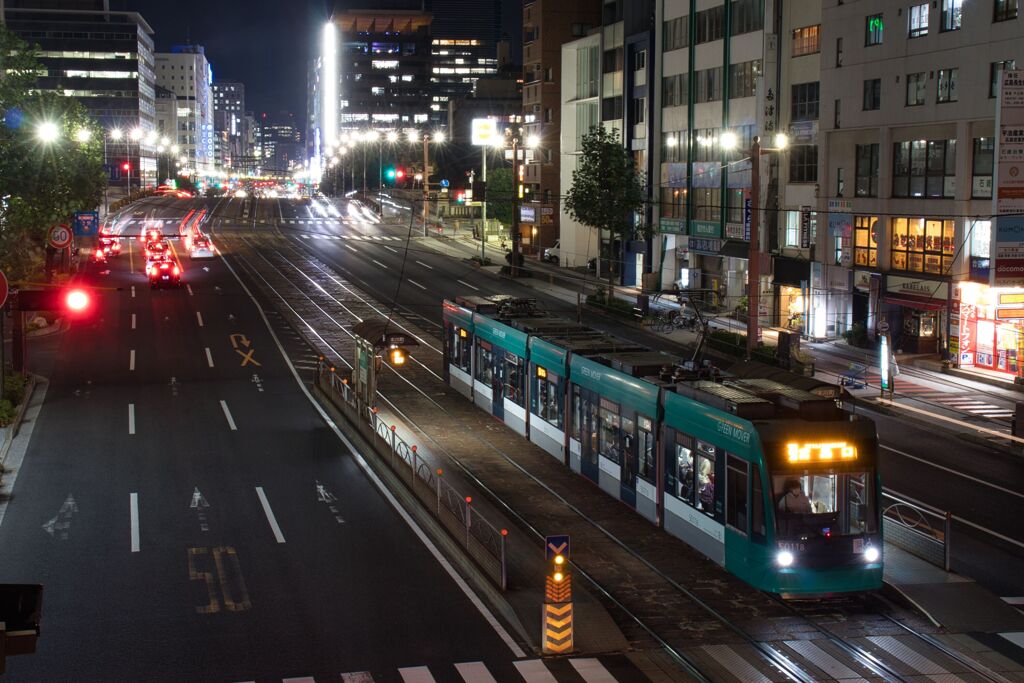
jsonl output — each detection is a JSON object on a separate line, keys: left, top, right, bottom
{"left": 316, "top": 363, "right": 508, "bottom": 589}
{"left": 881, "top": 488, "right": 951, "bottom": 570}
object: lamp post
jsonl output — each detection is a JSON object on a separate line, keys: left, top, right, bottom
{"left": 722, "top": 132, "right": 788, "bottom": 359}
{"left": 409, "top": 129, "right": 444, "bottom": 236}
{"left": 128, "top": 126, "right": 144, "bottom": 194}
{"left": 501, "top": 127, "right": 539, "bottom": 278}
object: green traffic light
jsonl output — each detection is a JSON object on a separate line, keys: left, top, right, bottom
{"left": 385, "top": 167, "right": 396, "bottom": 181}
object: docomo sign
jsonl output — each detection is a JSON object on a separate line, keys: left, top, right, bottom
{"left": 471, "top": 118, "right": 500, "bottom": 147}
{"left": 48, "top": 224, "right": 73, "bottom": 249}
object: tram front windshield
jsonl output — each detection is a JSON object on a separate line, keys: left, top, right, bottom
{"left": 772, "top": 471, "right": 875, "bottom": 539}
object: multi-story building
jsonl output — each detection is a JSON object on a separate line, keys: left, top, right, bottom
{"left": 2, "top": 0, "right": 158, "bottom": 187}
{"left": 213, "top": 81, "right": 245, "bottom": 169}
{"left": 646, "top": 0, "right": 823, "bottom": 340}
{"left": 523, "top": 0, "right": 602, "bottom": 252}
{"left": 243, "top": 110, "right": 259, "bottom": 174}
{"left": 155, "top": 44, "right": 214, "bottom": 173}
{"left": 428, "top": 0, "right": 501, "bottom": 122}
{"left": 559, "top": 0, "right": 656, "bottom": 283}
{"left": 259, "top": 111, "right": 302, "bottom": 175}
{"left": 820, "top": 0, "right": 1022, "bottom": 372}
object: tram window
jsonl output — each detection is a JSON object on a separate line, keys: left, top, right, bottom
{"left": 751, "top": 468, "right": 766, "bottom": 543}
{"left": 621, "top": 416, "right": 636, "bottom": 482}
{"left": 726, "top": 456, "right": 748, "bottom": 534}
{"left": 504, "top": 352, "right": 525, "bottom": 406}
{"left": 448, "top": 327, "right": 471, "bottom": 373}
{"left": 675, "top": 440, "right": 695, "bottom": 504}
{"left": 696, "top": 441, "right": 716, "bottom": 517}
{"left": 587, "top": 397, "right": 600, "bottom": 466}
{"left": 475, "top": 341, "right": 493, "bottom": 386}
{"left": 637, "top": 416, "right": 655, "bottom": 481}
{"left": 599, "top": 403, "right": 621, "bottom": 464}
{"left": 773, "top": 472, "right": 874, "bottom": 536}
{"left": 532, "top": 367, "right": 564, "bottom": 429}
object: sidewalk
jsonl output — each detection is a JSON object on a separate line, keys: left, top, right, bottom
{"left": 883, "top": 543, "right": 1024, "bottom": 633}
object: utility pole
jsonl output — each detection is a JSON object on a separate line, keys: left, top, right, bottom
{"left": 422, "top": 135, "right": 429, "bottom": 236}
{"left": 481, "top": 146, "right": 488, "bottom": 262}
{"left": 747, "top": 136, "right": 762, "bottom": 360}
{"left": 511, "top": 135, "right": 521, "bottom": 277}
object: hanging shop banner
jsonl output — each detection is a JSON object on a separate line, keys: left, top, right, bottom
{"left": 691, "top": 220, "right": 721, "bottom": 238}
{"left": 993, "top": 70, "right": 1024, "bottom": 286}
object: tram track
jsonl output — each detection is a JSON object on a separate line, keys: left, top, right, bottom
{"left": 207, "top": 222, "right": 1011, "bottom": 682}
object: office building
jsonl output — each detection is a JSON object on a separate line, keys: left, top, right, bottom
{"left": 523, "top": 0, "right": 602, "bottom": 253}
{"left": 213, "top": 81, "right": 245, "bottom": 169}
{"left": 155, "top": 44, "right": 214, "bottom": 172}
{"left": 2, "top": 0, "right": 158, "bottom": 187}
{"left": 259, "top": 111, "right": 303, "bottom": 175}
{"left": 820, "top": 0, "right": 1022, "bottom": 371}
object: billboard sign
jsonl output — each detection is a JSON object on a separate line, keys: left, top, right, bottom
{"left": 471, "top": 118, "right": 500, "bottom": 147}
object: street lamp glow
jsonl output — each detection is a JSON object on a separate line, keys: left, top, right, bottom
{"left": 365, "top": 130, "right": 380, "bottom": 142}
{"left": 773, "top": 132, "right": 790, "bottom": 150}
{"left": 171, "top": 144, "right": 180, "bottom": 154}
{"left": 129, "top": 127, "right": 144, "bottom": 141}
{"left": 109, "top": 128, "right": 123, "bottom": 140}
{"left": 157, "top": 144, "right": 166, "bottom": 153}
{"left": 526, "top": 134, "right": 540, "bottom": 149}
{"left": 433, "top": 130, "right": 445, "bottom": 144}
{"left": 406, "top": 129, "right": 419, "bottom": 143}
{"left": 145, "top": 130, "right": 157, "bottom": 145}
{"left": 386, "top": 130, "right": 398, "bottom": 143}
{"left": 74, "top": 128, "right": 92, "bottom": 143}
{"left": 338, "top": 146, "right": 348, "bottom": 155}
{"left": 720, "top": 131, "right": 739, "bottom": 151}
{"left": 36, "top": 121, "right": 60, "bottom": 143}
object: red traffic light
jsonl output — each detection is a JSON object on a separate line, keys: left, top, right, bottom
{"left": 122, "top": 162, "right": 131, "bottom": 172}
{"left": 395, "top": 168, "right": 405, "bottom": 180}
{"left": 13, "top": 287, "right": 92, "bottom": 314}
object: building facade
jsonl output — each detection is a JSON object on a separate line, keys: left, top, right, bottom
{"left": 524, "top": 0, "right": 602, "bottom": 252}
{"left": 3, "top": 0, "right": 158, "bottom": 187}
{"left": 820, "top": 0, "right": 1022, "bottom": 370}
{"left": 259, "top": 111, "right": 302, "bottom": 175}
{"left": 155, "top": 44, "right": 214, "bottom": 173}
{"left": 213, "top": 81, "right": 245, "bottom": 169}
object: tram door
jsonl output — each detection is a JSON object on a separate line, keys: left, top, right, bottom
{"left": 578, "top": 387, "right": 600, "bottom": 483}
{"left": 491, "top": 348, "right": 505, "bottom": 420}
{"left": 619, "top": 413, "right": 637, "bottom": 508}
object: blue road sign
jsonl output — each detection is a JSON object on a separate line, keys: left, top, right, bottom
{"left": 440, "top": 179, "right": 450, "bottom": 188}
{"left": 72, "top": 211, "right": 100, "bottom": 237}
{"left": 545, "top": 534, "right": 570, "bottom": 560}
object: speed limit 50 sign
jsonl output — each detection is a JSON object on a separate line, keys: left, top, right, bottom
{"left": 48, "top": 224, "right": 72, "bottom": 249}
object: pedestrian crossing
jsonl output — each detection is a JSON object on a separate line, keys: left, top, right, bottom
{"left": 235, "top": 655, "right": 649, "bottom": 683}
{"left": 862, "top": 373, "right": 1014, "bottom": 419}
{"left": 296, "top": 233, "right": 405, "bottom": 242}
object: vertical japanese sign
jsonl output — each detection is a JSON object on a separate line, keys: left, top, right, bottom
{"left": 993, "top": 70, "right": 1024, "bottom": 286}
{"left": 800, "top": 206, "right": 812, "bottom": 249}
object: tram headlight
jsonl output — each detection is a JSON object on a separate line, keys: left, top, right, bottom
{"left": 863, "top": 546, "right": 880, "bottom": 563}
{"left": 776, "top": 550, "right": 795, "bottom": 568}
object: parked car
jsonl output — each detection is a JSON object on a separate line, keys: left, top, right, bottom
{"left": 542, "top": 240, "right": 562, "bottom": 264}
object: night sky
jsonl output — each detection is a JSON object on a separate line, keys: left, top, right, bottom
{"left": 129, "top": 0, "right": 522, "bottom": 120}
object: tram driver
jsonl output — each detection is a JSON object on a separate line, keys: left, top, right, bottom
{"left": 777, "top": 478, "right": 814, "bottom": 515}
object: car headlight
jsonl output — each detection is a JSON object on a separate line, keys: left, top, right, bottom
{"left": 864, "top": 546, "right": 880, "bottom": 563}
{"left": 776, "top": 550, "right": 794, "bottom": 568}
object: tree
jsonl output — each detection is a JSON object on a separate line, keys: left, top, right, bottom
{"left": 0, "top": 27, "right": 106, "bottom": 282}
{"left": 564, "top": 126, "right": 647, "bottom": 300}
{"left": 486, "top": 166, "right": 514, "bottom": 227}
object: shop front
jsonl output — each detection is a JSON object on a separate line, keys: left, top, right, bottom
{"left": 772, "top": 256, "right": 810, "bottom": 332}
{"left": 881, "top": 274, "right": 949, "bottom": 355}
{"left": 955, "top": 282, "right": 1024, "bottom": 377}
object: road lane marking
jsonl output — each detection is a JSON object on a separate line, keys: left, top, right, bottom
{"left": 407, "top": 279, "right": 426, "bottom": 290}
{"left": 371, "top": 259, "right": 388, "bottom": 269}
{"left": 131, "top": 313, "right": 136, "bottom": 329}
{"left": 457, "top": 279, "right": 479, "bottom": 291}
{"left": 415, "top": 260, "right": 433, "bottom": 269}
{"left": 129, "top": 349, "right": 135, "bottom": 371}
{"left": 255, "top": 487, "right": 285, "bottom": 543}
{"left": 454, "top": 662, "right": 499, "bottom": 682}
{"left": 128, "top": 403, "right": 135, "bottom": 434}
{"left": 384, "top": 245, "right": 399, "bottom": 254}
{"left": 196, "top": 311, "right": 204, "bottom": 327}
{"left": 186, "top": 284, "right": 194, "bottom": 296}
{"left": 344, "top": 244, "right": 357, "bottom": 253}
{"left": 217, "top": 246, "right": 524, "bottom": 657}
{"left": 131, "top": 285, "right": 135, "bottom": 299}
{"left": 130, "top": 492, "right": 140, "bottom": 552}
{"left": 220, "top": 400, "right": 237, "bottom": 430}
{"left": 205, "top": 347, "right": 214, "bottom": 367}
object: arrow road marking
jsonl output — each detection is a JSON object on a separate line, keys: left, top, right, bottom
{"left": 191, "top": 487, "right": 210, "bottom": 532}
{"left": 255, "top": 487, "right": 286, "bottom": 543}
{"left": 236, "top": 347, "right": 260, "bottom": 367}
{"left": 229, "top": 333, "right": 251, "bottom": 349}
{"left": 130, "top": 492, "right": 140, "bottom": 552}
{"left": 42, "top": 494, "right": 78, "bottom": 540}
{"left": 315, "top": 480, "right": 345, "bottom": 524}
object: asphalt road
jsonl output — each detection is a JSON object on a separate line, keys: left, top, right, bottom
{"left": 260, "top": 195, "right": 1024, "bottom": 599}
{"left": 0, "top": 198, "right": 526, "bottom": 681}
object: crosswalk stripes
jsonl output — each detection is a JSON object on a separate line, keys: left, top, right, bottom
{"left": 234, "top": 656, "right": 642, "bottom": 683}
{"left": 861, "top": 373, "right": 1014, "bottom": 418}
{"left": 291, "top": 233, "right": 404, "bottom": 242}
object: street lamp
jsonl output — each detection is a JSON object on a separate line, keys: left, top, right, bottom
{"left": 74, "top": 128, "right": 92, "bottom": 143}
{"left": 36, "top": 121, "right": 59, "bottom": 143}
{"left": 413, "top": 130, "right": 446, "bottom": 235}
{"left": 721, "top": 131, "right": 789, "bottom": 359}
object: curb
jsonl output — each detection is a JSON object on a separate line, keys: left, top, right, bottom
{"left": 911, "top": 358, "right": 1024, "bottom": 394}
{"left": 0, "top": 374, "right": 40, "bottom": 473}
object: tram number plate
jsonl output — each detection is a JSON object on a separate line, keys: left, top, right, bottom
{"left": 778, "top": 541, "right": 806, "bottom": 552}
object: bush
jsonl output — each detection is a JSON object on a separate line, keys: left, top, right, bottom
{"left": 842, "top": 321, "right": 869, "bottom": 348}
{"left": 4, "top": 373, "right": 26, "bottom": 407}
{"left": 586, "top": 286, "right": 634, "bottom": 316}
{"left": 706, "top": 329, "right": 780, "bottom": 365}
{"left": 0, "top": 399, "right": 14, "bottom": 428}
